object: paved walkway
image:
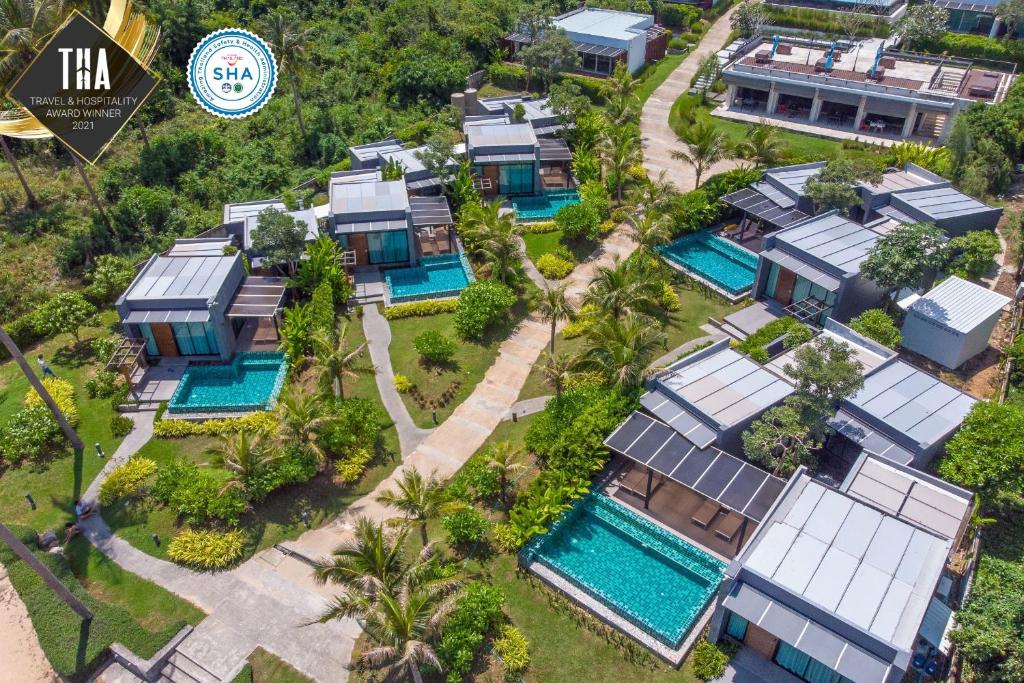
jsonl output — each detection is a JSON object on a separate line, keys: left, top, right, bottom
{"left": 562, "top": 226, "right": 638, "bottom": 305}
{"left": 640, "top": 6, "right": 741, "bottom": 191}
{"left": 504, "top": 395, "right": 552, "bottom": 420}
{"left": 362, "top": 304, "right": 433, "bottom": 457}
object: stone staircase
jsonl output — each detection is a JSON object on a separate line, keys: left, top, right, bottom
{"left": 915, "top": 111, "right": 946, "bottom": 140}
{"left": 158, "top": 650, "right": 224, "bottom": 683}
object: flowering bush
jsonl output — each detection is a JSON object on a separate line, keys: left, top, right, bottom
{"left": 167, "top": 529, "right": 246, "bottom": 570}
{"left": 99, "top": 457, "right": 157, "bottom": 506}
{"left": 24, "top": 376, "right": 78, "bottom": 425}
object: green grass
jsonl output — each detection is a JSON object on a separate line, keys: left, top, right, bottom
{"left": 522, "top": 230, "right": 597, "bottom": 266}
{"left": 636, "top": 52, "right": 688, "bottom": 104}
{"left": 231, "top": 647, "right": 315, "bottom": 683}
{"left": 0, "top": 525, "right": 201, "bottom": 682}
{"left": 0, "top": 310, "right": 129, "bottom": 533}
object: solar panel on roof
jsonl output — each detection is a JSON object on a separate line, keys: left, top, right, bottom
{"left": 696, "top": 454, "right": 742, "bottom": 497}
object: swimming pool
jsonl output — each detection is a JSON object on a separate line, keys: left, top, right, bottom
{"left": 522, "top": 493, "right": 725, "bottom": 647}
{"left": 385, "top": 253, "right": 475, "bottom": 304}
{"left": 658, "top": 231, "right": 758, "bottom": 296}
{"left": 167, "top": 352, "right": 288, "bottom": 414}
{"left": 512, "top": 189, "right": 581, "bottom": 221}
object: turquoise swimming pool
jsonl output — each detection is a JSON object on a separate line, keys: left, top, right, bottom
{"left": 167, "top": 352, "right": 288, "bottom": 414}
{"left": 512, "top": 189, "right": 581, "bottom": 221}
{"left": 522, "top": 493, "right": 725, "bottom": 647}
{"left": 385, "top": 253, "right": 475, "bottom": 304}
{"left": 658, "top": 231, "right": 758, "bottom": 296}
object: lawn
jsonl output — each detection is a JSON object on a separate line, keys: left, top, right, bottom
{"left": 636, "top": 52, "right": 688, "bottom": 104}
{"left": 522, "top": 229, "right": 598, "bottom": 267}
{"left": 0, "top": 310, "right": 128, "bottom": 533}
{"left": 232, "top": 647, "right": 314, "bottom": 683}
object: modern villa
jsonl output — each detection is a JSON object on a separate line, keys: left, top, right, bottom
{"left": 718, "top": 36, "right": 1015, "bottom": 142}
{"left": 506, "top": 8, "right": 668, "bottom": 76}
{"left": 463, "top": 116, "right": 573, "bottom": 196}
{"left": 709, "top": 455, "right": 973, "bottom": 683}
{"left": 347, "top": 137, "right": 464, "bottom": 196}
{"left": 221, "top": 199, "right": 320, "bottom": 268}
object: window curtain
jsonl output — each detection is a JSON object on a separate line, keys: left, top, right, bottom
{"left": 367, "top": 231, "right": 409, "bottom": 264}
{"left": 139, "top": 324, "right": 159, "bottom": 356}
{"left": 171, "top": 322, "right": 219, "bottom": 356}
{"left": 726, "top": 612, "right": 749, "bottom": 641}
{"left": 765, "top": 262, "right": 781, "bottom": 298}
{"left": 775, "top": 642, "right": 811, "bottom": 678}
{"left": 499, "top": 163, "right": 534, "bottom": 195}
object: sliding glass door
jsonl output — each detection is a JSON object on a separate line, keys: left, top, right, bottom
{"left": 366, "top": 230, "right": 409, "bottom": 264}
{"left": 499, "top": 163, "right": 535, "bottom": 195}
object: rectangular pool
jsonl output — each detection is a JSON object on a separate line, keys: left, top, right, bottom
{"left": 658, "top": 231, "right": 758, "bottom": 296}
{"left": 167, "top": 352, "right": 288, "bottom": 414}
{"left": 512, "top": 189, "right": 581, "bottom": 222}
{"left": 385, "top": 253, "right": 474, "bottom": 304}
{"left": 522, "top": 493, "right": 725, "bottom": 647}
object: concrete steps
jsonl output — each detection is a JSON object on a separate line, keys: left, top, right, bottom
{"left": 159, "top": 651, "right": 222, "bottom": 683}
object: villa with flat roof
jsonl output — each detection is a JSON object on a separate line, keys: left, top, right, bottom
{"left": 347, "top": 138, "right": 465, "bottom": 195}
{"left": 221, "top": 199, "right": 320, "bottom": 268}
{"left": 709, "top": 455, "right": 973, "bottom": 682}
{"left": 718, "top": 36, "right": 1015, "bottom": 143}
{"left": 506, "top": 8, "right": 667, "bottom": 76}
{"left": 462, "top": 116, "right": 573, "bottom": 196}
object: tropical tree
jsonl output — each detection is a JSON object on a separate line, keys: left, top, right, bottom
{"left": 626, "top": 212, "right": 672, "bottom": 262}
{"left": 604, "top": 63, "right": 642, "bottom": 124}
{"left": 731, "top": 0, "right": 767, "bottom": 37}
{"left": 275, "top": 382, "right": 333, "bottom": 469}
{"left": 251, "top": 208, "right": 307, "bottom": 275}
{"left": 735, "top": 121, "right": 784, "bottom": 167}
{"left": 892, "top": 5, "right": 949, "bottom": 49}
{"left": 541, "top": 350, "right": 572, "bottom": 399}
{"left": 265, "top": 13, "right": 314, "bottom": 139}
{"left": 312, "top": 517, "right": 411, "bottom": 599}
{"left": 742, "top": 403, "right": 814, "bottom": 476}
{"left": 311, "top": 321, "right": 369, "bottom": 399}
{"left": 626, "top": 170, "right": 677, "bottom": 216}
{"left": 568, "top": 109, "right": 607, "bottom": 154}
{"left": 33, "top": 292, "right": 95, "bottom": 344}
{"left": 996, "top": 0, "right": 1024, "bottom": 36}
{"left": 783, "top": 336, "right": 865, "bottom": 439}
{"left": 860, "top": 221, "right": 950, "bottom": 303}
{"left": 206, "top": 431, "right": 279, "bottom": 499}
{"left": 574, "top": 312, "right": 666, "bottom": 389}
{"left": 375, "top": 469, "right": 446, "bottom": 545}
{"left": 484, "top": 441, "right": 528, "bottom": 515}
{"left": 598, "top": 124, "right": 642, "bottom": 203}
{"left": 672, "top": 120, "right": 728, "bottom": 189}
{"left": 519, "top": 28, "right": 579, "bottom": 90}
{"left": 582, "top": 258, "right": 662, "bottom": 320}
{"left": 534, "top": 284, "right": 574, "bottom": 353}
{"left": 803, "top": 157, "right": 882, "bottom": 214}
{"left": 459, "top": 201, "right": 522, "bottom": 285}
{"left": 278, "top": 303, "right": 315, "bottom": 361}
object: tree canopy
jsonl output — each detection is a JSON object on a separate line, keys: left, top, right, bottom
{"left": 860, "top": 222, "right": 949, "bottom": 295}
{"left": 939, "top": 401, "right": 1024, "bottom": 497}
{"left": 251, "top": 208, "right": 308, "bottom": 275}
{"left": 782, "top": 336, "right": 865, "bottom": 439}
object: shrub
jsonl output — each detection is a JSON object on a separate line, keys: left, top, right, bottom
{"left": 492, "top": 523, "right": 521, "bottom": 553}
{"left": 579, "top": 180, "right": 610, "bottom": 221}
{"left": 736, "top": 317, "right": 810, "bottom": 362}
{"left": 110, "top": 414, "right": 134, "bottom": 437}
{"left": 309, "top": 281, "right": 335, "bottom": 333}
{"left": 437, "top": 583, "right": 506, "bottom": 683}
{"left": 692, "top": 641, "right": 729, "bottom": 681}
{"left": 535, "top": 253, "right": 574, "bottom": 279}
{"left": 669, "top": 37, "right": 688, "bottom": 50}
{"left": 167, "top": 530, "right": 245, "bottom": 570}
{"left": 24, "top": 376, "right": 78, "bottom": 425}
{"left": 413, "top": 330, "right": 457, "bottom": 364}
{"left": 670, "top": 189, "right": 720, "bottom": 234}
{"left": 394, "top": 373, "right": 413, "bottom": 392}
{"left": 152, "top": 459, "right": 247, "bottom": 525}
{"left": 562, "top": 303, "right": 599, "bottom": 339}
{"left": 554, "top": 201, "right": 600, "bottom": 241}
{"left": 85, "top": 370, "right": 123, "bottom": 399}
{"left": 660, "top": 282, "right": 681, "bottom": 311}
{"left": 519, "top": 221, "right": 558, "bottom": 234}
{"left": 662, "top": 4, "right": 700, "bottom": 28}
{"left": 334, "top": 447, "right": 375, "bottom": 484}
{"left": 153, "top": 411, "right": 277, "bottom": 438}
{"left": 849, "top": 309, "right": 902, "bottom": 349}
{"left": 90, "top": 334, "right": 123, "bottom": 362}
{"left": 318, "top": 398, "right": 386, "bottom": 457}
{"left": 0, "top": 406, "right": 61, "bottom": 464}
{"left": 99, "top": 457, "right": 157, "bottom": 506}
{"left": 949, "top": 231, "right": 1000, "bottom": 279}
{"left": 33, "top": 292, "right": 96, "bottom": 343}
{"left": 493, "top": 625, "right": 530, "bottom": 680}
{"left": 383, "top": 298, "right": 459, "bottom": 319}
{"left": 702, "top": 167, "right": 761, "bottom": 202}
{"left": 487, "top": 62, "right": 527, "bottom": 89}
{"left": 441, "top": 507, "right": 490, "bottom": 546}
{"left": 447, "top": 456, "right": 501, "bottom": 503}
{"left": 454, "top": 280, "right": 516, "bottom": 340}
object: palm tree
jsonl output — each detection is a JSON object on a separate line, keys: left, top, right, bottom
{"left": 582, "top": 257, "right": 662, "bottom": 320}
{"left": 313, "top": 517, "right": 410, "bottom": 599}
{"left": 598, "top": 123, "right": 642, "bottom": 204}
{"left": 533, "top": 284, "right": 574, "bottom": 354}
{"left": 735, "top": 120, "right": 784, "bottom": 167}
{"left": 574, "top": 312, "right": 666, "bottom": 390}
{"left": 311, "top": 321, "right": 369, "bottom": 399}
{"left": 375, "top": 469, "right": 445, "bottom": 546}
{"left": 626, "top": 170, "right": 677, "bottom": 216}
{"left": 275, "top": 382, "right": 333, "bottom": 470}
{"left": 206, "top": 431, "right": 279, "bottom": 498}
{"left": 484, "top": 441, "right": 528, "bottom": 515}
{"left": 459, "top": 202, "right": 521, "bottom": 285}
{"left": 541, "top": 351, "right": 572, "bottom": 400}
{"left": 266, "top": 13, "right": 314, "bottom": 139}
{"left": 672, "top": 120, "right": 728, "bottom": 189}
{"left": 626, "top": 212, "right": 672, "bottom": 262}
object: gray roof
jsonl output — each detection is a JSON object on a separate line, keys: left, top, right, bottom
{"left": 223, "top": 199, "right": 286, "bottom": 225}
{"left": 330, "top": 178, "right": 410, "bottom": 218}
{"left": 349, "top": 137, "right": 403, "bottom": 163}
{"left": 889, "top": 185, "right": 998, "bottom": 222}
{"left": 538, "top": 137, "right": 572, "bottom": 162}
{"left": 858, "top": 166, "right": 940, "bottom": 195}
{"left": 409, "top": 196, "right": 453, "bottom": 227}
{"left": 722, "top": 187, "right": 810, "bottom": 230}
{"left": 763, "top": 162, "right": 825, "bottom": 198}
{"left": 166, "top": 239, "right": 233, "bottom": 257}
{"left": 739, "top": 474, "right": 952, "bottom": 653}
{"left": 651, "top": 342, "right": 794, "bottom": 430}
{"left": 774, "top": 212, "right": 884, "bottom": 276}
{"left": 124, "top": 254, "right": 238, "bottom": 302}
{"left": 841, "top": 360, "right": 976, "bottom": 455}
{"left": 552, "top": 8, "right": 652, "bottom": 43}
{"left": 909, "top": 275, "right": 1010, "bottom": 334}
{"left": 467, "top": 122, "right": 537, "bottom": 150}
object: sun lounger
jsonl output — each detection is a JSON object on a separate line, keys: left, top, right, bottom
{"left": 691, "top": 499, "right": 720, "bottom": 529}
{"left": 714, "top": 512, "right": 743, "bottom": 543}
{"left": 418, "top": 232, "right": 436, "bottom": 256}
{"left": 435, "top": 228, "right": 451, "bottom": 253}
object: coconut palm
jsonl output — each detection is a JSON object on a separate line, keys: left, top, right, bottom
{"left": 541, "top": 350, "right": 572, "bottom": 400}
{"left": 459, "top": 202, "right": 521, "bottom": 285}
{"left": 311, "top": 321, "right": 369, "bottom": 399}
{"left": 582, "top": 257, "right": 662, "bottom": 320}
{"left": 598, "top": 123, "right": 642, "bottom": 204}
{"left": 574, "top": 312, "right": 667, "bottom": 390}
{"left": 375, "top": 469, "right": 445, "bottom": 545}
{"left": 626, "top": 212, "right": 672, "bottom": 262}
{"left": 265, "top": 13, "right": 314, "bottom": 139}
{"left": 735, "top": 121, "right": 784, "bottom": 167}
{"left": 312, "top": 517, "right": 410, "bottom": 599}
{"left": 275, "top": 382, "right": 334, "bottom": 469}
{"left": 672, "top": 119, "right": 728, "bottom": 189}
{"left": 533, "top": 284, "right": 574, "bottom": 354}
{"left": 206, "top": 431, "right": 279, "bottom": 498}
{"left": 484, "top": 441, "right": 528, "bottom": 515}
{"left": 626, "top": 170, "right": 677, "bottom": 216}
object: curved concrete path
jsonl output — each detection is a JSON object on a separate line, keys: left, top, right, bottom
{"left": 362, "top": 304, "right": 433, "bottom": 457}
{"left": 641, "top": 6, "right": 741, "bottom": 191}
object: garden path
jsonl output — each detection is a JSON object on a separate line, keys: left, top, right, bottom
{"left": 361, "top": 304, "right": 433, "bottom": 457}
{"left": 561, "top": 225, "right": 638, "bottom": 305}
{"left": 640, "top": 6, "right": 741, "bottom": 191}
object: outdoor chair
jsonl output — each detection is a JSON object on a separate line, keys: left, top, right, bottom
{"left": 713, "top": 512, "right": 743, "bottom": 543}
{"left": 435, "top": 228, "right": 452, "bottom": 253}
{"left": 691, "top": 499, "right": 721, "bottom": 529}
{"left": 418, "top": 233, "right": 436, "bottom": 257}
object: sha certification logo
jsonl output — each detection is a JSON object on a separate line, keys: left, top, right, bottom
{"left": 187, "top": 29, "right": 276, "bottom": 119}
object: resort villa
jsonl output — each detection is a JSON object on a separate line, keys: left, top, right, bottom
{"left": 505, "top": 7, "right": 668, "bottom": 76}
{"left": 221, "top": 199, "right": 320, "bottom": 268}
{"left": 709, "top": 455, "right": 974, "bottom": 683}
{"left": 347, "top": 137, "right": 465, "bottom": 196}
{"left": 717, "top": 36, "right": 1015, "bottom": 142}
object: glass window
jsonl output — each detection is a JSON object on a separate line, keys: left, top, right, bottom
{"left": 726, "top": 612, "right": 748, "bottom": 641}
{"left": 765, "top": 262, "right": 780, "bottom": 298}
{"left": 367, "top": 230, "right": 409, "bottom": 264}
{"left": 170, "top": 321, "right": 220, "bottom": 356}
{"left": 775, "top": 642, "right": 811, "bottom": 678}
{"left": 139, "top": 324, "right": 159, "bottom": 356}
{"left": 499, "top": 163, "right": 534, "bottom": 195}
{"left": 582, "top": 52, "right": 596, "bottom": 72}
{"left": 792, "top": 275, "right": 812, "bottom": 304}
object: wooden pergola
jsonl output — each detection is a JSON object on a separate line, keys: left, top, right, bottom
{"left": 105, "top": 337, "right": 148, "bottom": 383}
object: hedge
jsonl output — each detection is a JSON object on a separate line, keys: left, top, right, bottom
{"left": 153, "top": 411, "right": 277, "bottom": 438}
{"left": 382, "top": 298, "right": 459, "bottom": 319}
{"left": 764, "top": 6, "right": 890, "bottom": 38}
{"left": 167, "top": 529, "right": 246, "bottom": 570}
{"left": 919, "top": 33, "right": 1024, "bottom": 69}
{"left": 519, "top": 221, "right": 558, "bottom": 234}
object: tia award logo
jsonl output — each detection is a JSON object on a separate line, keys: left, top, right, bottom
{"left": 6, "top": 11, "right": 158, "bottom": 164}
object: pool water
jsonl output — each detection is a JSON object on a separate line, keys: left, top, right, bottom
{"left": 385, "top": 253, "right": 475, "bottom": 304}
{"left": 658, "top": 231, "right": 758, "bottom": 296}
{"left": 523, "top": 493, "right": 725, "bottom": 647}
{"left": 512, "top": 189, "right": 581, "bottom": 221}
{"left": 168, "top": 352, "right": 288, "bottom": 414}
